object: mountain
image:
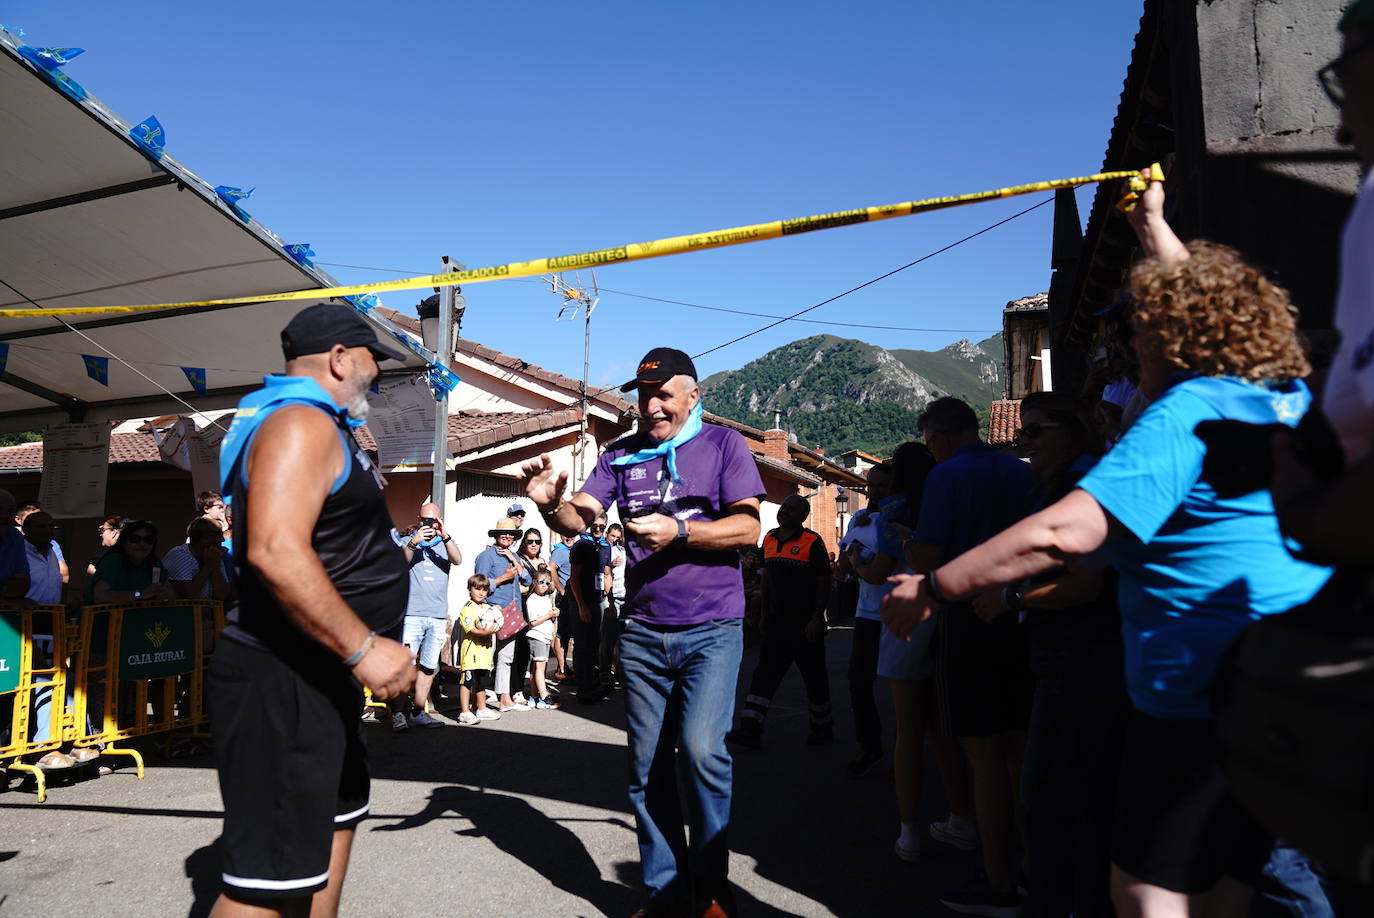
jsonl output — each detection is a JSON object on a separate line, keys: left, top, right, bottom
{"left": 700, "top": 332, "right": 1004, "bottom": 456}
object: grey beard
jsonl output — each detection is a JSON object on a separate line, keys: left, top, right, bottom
{"left": 344, "top": 377, "right": 371, "bottom": 422}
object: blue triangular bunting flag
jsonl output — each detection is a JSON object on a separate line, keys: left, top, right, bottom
{"left": 130, "top": 116, "right": 166, "bottom": 158}
{"left": 214, "top": 185, "right": 254, "bottom": 222}
{"left": 181, "top": 367, "right": 207, "bottom": 395}
{"left": 21, "top": 46, "right": 83, "bottom": 71}
{"left": 284, "top": 243, "right": 315, "bottom": 268}
{"left": 82, "top": 354, "right": 109, "bottom": 386}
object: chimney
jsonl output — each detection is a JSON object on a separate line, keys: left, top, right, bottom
{"left": 763, "top": 412, "right": 789, "bottom": 463}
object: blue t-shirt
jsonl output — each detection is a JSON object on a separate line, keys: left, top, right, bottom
{"left": 473, "top": 545, "right": 519, "bottom": 612}
{"left": 393, "top": 530, "right": 451, "bottom": 619}
{"left": 913, "top": 443, "right": 1036, "bottom": 558}
{"left": 1078, "top": 375, "right": 1332, "bottom": 720}
{"left": 549, "top": 542, "right": 572, "bottom": 592}
{"left": 0, "top": 528, "right": 26, "bottom": 583}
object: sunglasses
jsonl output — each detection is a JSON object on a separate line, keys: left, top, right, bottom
{"left": 535, "top": 579, "right": 553, "bottom": 586}
{"left": 124, "top": 534, "right": 155, "bottom": 545}
{"left": 1016, "top": 422, "right": 1062, "bottom": 441}
{"left": 1318, "top": 37, "right": 1374, "bottom": 106}
{"left": 525, "top": 539, "right": 542, "bottom": 544}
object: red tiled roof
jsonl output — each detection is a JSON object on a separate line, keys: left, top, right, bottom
{"left": 354, "top": 408, "right": 584, "bottom": 456}
{"left": 0, "top": 430, "right": 163, "bottom": 470}
{"left": 988, "top": 399, "right": 1021, "bottom": 446}
{"left": 0, "top": 409, "right": 587, "bottom": 472}
{"left": 374, "top": 307, "right": 633, "bottom": 415}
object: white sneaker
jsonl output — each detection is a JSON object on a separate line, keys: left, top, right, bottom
{"left": 512, "top": 692, "right": 528, "bottom": 705}
{"left": 499, "top": 702, "right": 531, "bottom": 713}
{"left": 894, "top": 838, "right": 921, "bottom": 863}
{"left": 929, "top": 814, "right": 977, "bottom": 851}
{"left": 457, "top": 711, "right": 479, "bottom": 726}
{"left": 474, "top": 708, "right": 501, "bottom": 721}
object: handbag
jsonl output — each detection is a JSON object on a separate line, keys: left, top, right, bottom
{"left": 495, "top": 596, "right": 527, "bottom": 643}
{"left": 1214, "top": 570, "right": 1374, "bottom": 883}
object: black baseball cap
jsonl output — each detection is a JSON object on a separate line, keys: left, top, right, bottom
{"left": 620, "top": 347, "right": 698, "bottom": 392}
{"left": 280, "top": 303, "right": 409, "bottom": 362}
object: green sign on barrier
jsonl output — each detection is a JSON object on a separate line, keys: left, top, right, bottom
{"left": 0, "top": 612, "right": 19, "bottom": 694}
{"left": 118, "top": 605, "right": 197, "bottom": 680}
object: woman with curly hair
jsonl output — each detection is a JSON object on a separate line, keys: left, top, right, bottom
{"left": 880, "top": 175, "right": 1331, "bottom": 918}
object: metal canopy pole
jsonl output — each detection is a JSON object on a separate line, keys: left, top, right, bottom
{"left": 432, "top": 256, "right": 463, "bottom": 505}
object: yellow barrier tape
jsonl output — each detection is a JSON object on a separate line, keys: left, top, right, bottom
{"left": 0, "top": 166, "right": 1161, "bottom": 319}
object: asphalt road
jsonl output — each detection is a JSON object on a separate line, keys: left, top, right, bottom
{"left": 0, "top": 625, "right": 972, "bottom": 917}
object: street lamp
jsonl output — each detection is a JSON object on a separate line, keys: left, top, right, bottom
{"left": 835, "top": 486, "right": 849, "bottom": 535}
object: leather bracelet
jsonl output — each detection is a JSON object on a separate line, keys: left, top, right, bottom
{"left": 343, "top": 631, "right": 377, "bottom": 668}
{"left": 442, "top": 536, "right": 452, "bottom": 544}
{"left": 924, "top": 569, "right": 950, "bottom": 604}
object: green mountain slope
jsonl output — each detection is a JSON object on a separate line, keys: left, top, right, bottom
{"left": 701, "top": 333, "right": 1003, "bottom": 456}
{"left": 890, "top": 332, "right": 1002, "bottom": 407}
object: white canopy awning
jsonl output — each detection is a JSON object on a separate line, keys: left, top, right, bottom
{"left": 0, "top": 31, "right": 430, "bottom": 433}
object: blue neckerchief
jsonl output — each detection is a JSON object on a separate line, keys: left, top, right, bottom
{"left": 416, "top": 536, "right": 444, "bottom": 549}
{"left": 218, "top": 375, "right": 362, "bottom": 506}
{"left": 579, "top": 533, "right": 608, "bottom": 547}
{"left": 610, "top": 399, "right": 703, "bottom": 483}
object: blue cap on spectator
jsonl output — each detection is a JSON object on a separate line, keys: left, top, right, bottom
{"left": 506, "top": 503, "right": 526, "bottom": 517}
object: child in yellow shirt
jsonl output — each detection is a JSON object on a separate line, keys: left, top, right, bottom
{"left": 457, "top": 574, "right": 502, "bottom": 726}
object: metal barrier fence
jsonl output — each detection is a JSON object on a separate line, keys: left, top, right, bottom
{"left": 1, "top": 604, "right": 69, "bottom": 799}
{"left": 1, "top": 600, "right": 223, "bottom": 802}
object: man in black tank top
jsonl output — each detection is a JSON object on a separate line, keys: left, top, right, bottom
{"left": 208, "top": 304, "right": 414, "bottom": 918}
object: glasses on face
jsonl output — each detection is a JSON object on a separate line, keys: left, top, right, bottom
{"left": 590, "top": 525, "right": 606, "bottom": 532}
{"left": 535, "top": 579, "right": 553, "bottom": 586}
{"left": 525, "top": 539, "right": 542, "bottom": 545}
{"left": 1319, "top": 38, "right": 1374, "bottom": 106}
{"left": 1016, "top": 422, "right": 1062, "bottom": 442}
{"left": 125, "top": 534, "right": 154, "bottom": 545}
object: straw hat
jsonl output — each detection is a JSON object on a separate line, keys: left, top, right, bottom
{"left": 488, "top": 518, "right": 523, "bottom": 538}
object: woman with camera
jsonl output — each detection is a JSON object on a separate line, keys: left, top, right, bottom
{"left": 881, "top": 174, "right": 1330, "bottom": 918}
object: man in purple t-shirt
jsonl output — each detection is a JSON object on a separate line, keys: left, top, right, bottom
{"left": 521, "top": 347, "right": 763, "bottom": 918}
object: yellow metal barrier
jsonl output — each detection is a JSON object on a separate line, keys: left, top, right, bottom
{"left": 71, "top": 601, "right": 224, "bottom": 769}
{"left": 1, "top": 603, "right": 73, "bottom": 803}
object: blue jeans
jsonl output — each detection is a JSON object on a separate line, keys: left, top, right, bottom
{"left": 620, "top": 616, "right": 743, "bottom": 906}
{"left": 1253, "top": 842, "right": 1333, "bottom": 918}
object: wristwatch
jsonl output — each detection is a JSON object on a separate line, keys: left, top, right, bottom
{"left": 674, "top": 518, "right": 689, "bottom": 544}
{"left": 441, "top": 536, "right": 452, "bottom": 544}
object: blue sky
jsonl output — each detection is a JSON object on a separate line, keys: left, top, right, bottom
{"left": 4, "top": 1, "right": 1145, "bottom": 391}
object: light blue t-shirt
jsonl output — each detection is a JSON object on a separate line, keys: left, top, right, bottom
{"left": 392, "top": 530, "right": 450, "bottom": 619}
{"left": 840, "top": 509, "right": 889, "bottom": 622}
{"left": 1078, "top": 375, "right": 1331, "bottom": 720}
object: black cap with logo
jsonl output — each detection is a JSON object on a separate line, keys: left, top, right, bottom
{"left": 280, "top": 303, "right": 409, "bottom": 362}
{"left": 620, "top": 347, "right": 698, "bottom": 392}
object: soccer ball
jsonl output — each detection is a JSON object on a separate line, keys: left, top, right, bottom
{"left": 476, "top": 606, "right": 504, "bottom": 632}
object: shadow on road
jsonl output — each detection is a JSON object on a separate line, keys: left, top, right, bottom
{"left": 374, "top": 785, "right": 638, "bottom": 917}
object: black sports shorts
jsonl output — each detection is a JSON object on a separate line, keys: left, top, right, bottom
{"left": 1111, "top": 710, "right": 1273, "bottom": 894}
{"left": 463, "top": 667, "right": 493, "bottom": 692}
{"left": 935, "top": 603, "right": 1033, "bottom": 738}
{"left": 209, "top": 637, "right": 372, "bottom": 901}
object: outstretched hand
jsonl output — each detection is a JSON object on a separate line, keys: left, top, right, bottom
{"left": 520, "top": 453, "right": 569, "bottom": 511}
